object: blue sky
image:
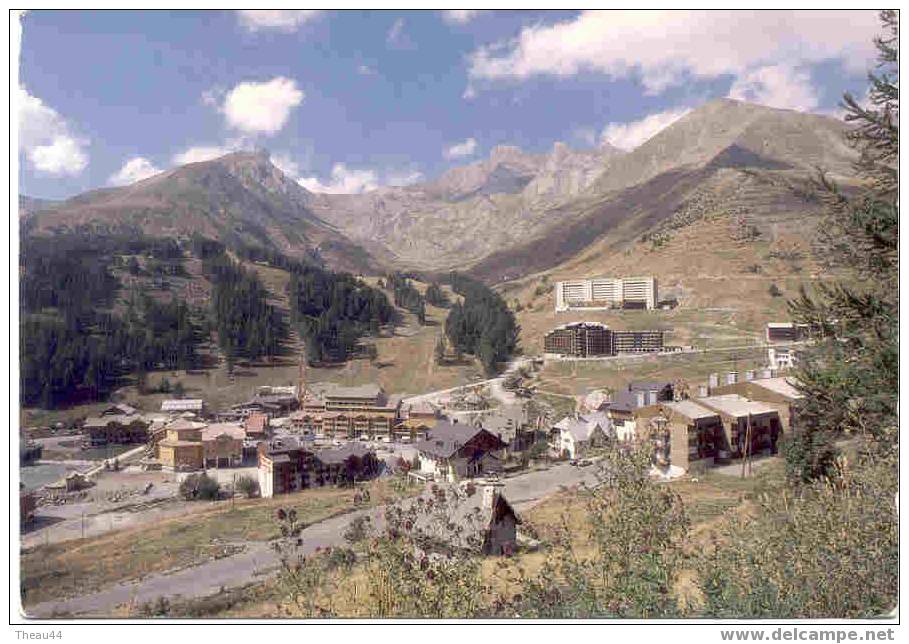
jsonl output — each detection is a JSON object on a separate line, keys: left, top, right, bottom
{"left": 18, "top": 9, "right": 880, "bottom": 199}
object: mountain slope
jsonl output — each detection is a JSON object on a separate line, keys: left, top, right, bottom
{"left": 24, "top": 151, "right": 381, "bottom": 274}
{"left": 306, "top": 99, "right": 853, "bottom": 277}
{"left": 306, "top": 142, "right": 622, "bottom": 270}
{"left": 500, "top": 167, "right": 836, "bottom": 354}
{"left": 19, "top": 195, "right": 59, "bottom": 217}
{"left": 592, "top": 98, "right": 855, "bottom": 195}
{"left": 466, "top": 100, "right": 857, "bottom": 283}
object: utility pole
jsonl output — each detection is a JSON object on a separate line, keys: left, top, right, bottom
{"left": 741, "top": 414, "right": 753, "bottom": 479}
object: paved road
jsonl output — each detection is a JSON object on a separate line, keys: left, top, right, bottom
{"left": 25, "top": 462, "right": 596, "bottom": 618}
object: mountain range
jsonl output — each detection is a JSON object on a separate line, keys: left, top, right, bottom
{"left": 22, "top": 98, "right": 857, "bottom": 284}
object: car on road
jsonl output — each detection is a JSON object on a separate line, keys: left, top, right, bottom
{"left": 578, "top": 459, "right": 593, "bottom": 467}
{"left": 569, "top": 459, "right": 579, "bottom": 466}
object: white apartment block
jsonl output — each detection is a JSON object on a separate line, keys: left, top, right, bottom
{"left": 555, "top": 276, "right": 657, "bottom": 311}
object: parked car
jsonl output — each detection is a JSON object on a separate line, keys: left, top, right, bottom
{"left": 569, "top": 459, "right": 579, "bottom": 466}
{"left": 578, "top": 459, "right": 593, "bottom": 467}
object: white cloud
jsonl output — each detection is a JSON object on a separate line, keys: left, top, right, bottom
{"left": 467, "top": 10, "right": 879, "bottom": 96}
{"left": 385, "top": 170, "right": 425, "bottom": 187}
{"left": 728, "top": 64, "right": 819, "bottom": 112}
{"left": 18, "top": 87, "right": 89, "bottom": 176}
{"left": 601, "top": 107, "right": 692, "bottom": 151}
{"left": 572, "top": 126, "right": 599, "bottom": 148}
{"left": 29, "top": 136, "right": 89, "bottom": 175}
{"left": 237, "top": 10, "right": 321, "bottom": 32}
{"left": 221, "top": 77, "right": 304, "bottom": 136}
{"left": 442, "top": 10, "right": 483, "bottom": 25}
{"left": 270, "top": 153, "right": 300, "bottom": 178}
{"left": 172, "top": 145, "right": 232, "bottom": 165}
{"left": 108, "top": 157, "right": 162, "bottom": 186}
{"left": 444, "top": 137, "right": 478, "bottom": 159}
{"left": 298, "top": 163, "right": 380, "bottom": 194}
{"left": 387, "top": 18, "right": 404, "bottom": 44}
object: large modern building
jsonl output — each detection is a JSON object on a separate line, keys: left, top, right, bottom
{"left": 290, "top": 383, "right": 403, "bottom": 439}
{"left": 543, "top": 322, "right": 614, "bottom": 357}
{"left": 765, "top": 322, "right": 810, "bottom": 343}
{"left": 257, "top": 437, "right": 380, "bottom": 497}
{"left": 543, "top": 322, "right": 664, "bottom": 357}
{"left": 555, "top": 276, "right": 658, "bottom": 311}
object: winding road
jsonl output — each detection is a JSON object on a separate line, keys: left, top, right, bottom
{"left": 24, "top": 462, "right": 598, "bottom": 618}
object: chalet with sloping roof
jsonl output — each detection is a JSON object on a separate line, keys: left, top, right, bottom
{"left": 415, "top": 421, "right": 506, "bottom": 482}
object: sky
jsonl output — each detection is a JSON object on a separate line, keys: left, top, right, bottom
{"left": 17, "top": 9, "right": 882, "bottom": 200}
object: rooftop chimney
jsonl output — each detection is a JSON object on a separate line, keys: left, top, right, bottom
{"left": 480, "top": 479, "right": 505, "bottom": 509}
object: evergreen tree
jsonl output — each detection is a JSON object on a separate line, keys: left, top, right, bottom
{"left": 785, "top": 10, "right": 898, "bottom": 482}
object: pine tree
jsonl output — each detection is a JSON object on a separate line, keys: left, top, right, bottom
{"left": 785, "top": 10, "right": 898, "bottom": 482}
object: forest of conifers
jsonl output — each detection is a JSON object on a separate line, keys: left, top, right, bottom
{"left": 19, "top": 228, "right": 521, "bottom": 408}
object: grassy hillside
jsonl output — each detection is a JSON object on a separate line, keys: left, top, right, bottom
{"left": 500, "top": 167, "right": 834, "bottom": 356}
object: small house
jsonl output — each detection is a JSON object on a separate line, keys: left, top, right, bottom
{"left": 408, "top": 479, "right": 521, "bottom": 556}
{"left": 201, "top": 423, "right": 246, "bottom": 468}
{"left": 550, "top": 412, "right": 610, "bottom": 459}
{"left": 415, "top": 421, "right": 506, "bottom": 482}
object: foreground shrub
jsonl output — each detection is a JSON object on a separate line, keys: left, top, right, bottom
{"left": 179, "top": 473, "right": 221, "bottom": 501}
{"left": 235, "top": 475, "right": 259, "bottom": 499}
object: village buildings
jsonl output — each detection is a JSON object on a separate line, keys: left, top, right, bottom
{"left": 290, "top": 383, "right": 403, "bottom": 440}
{"left": 711, "top": 376, "right": 803, "bottom": 433}
{"left": 414, "top": 421, "right": 507, "bottom": 482}
{"left": 154, "top": 418, "right": 249, "bottom": 471}
{"left": 549, "top": 411, "right": 611, "bottom": 459}
{"left": 695, "top": 394, "right": 782, "bottom": 460}
{"left": 201, "top": 423, "right": 246, "bottom": 469}
{"left": 82, "top": 403, "right": 152, "bottom": 446}
{"left": 636, "top": 400, "right": 724, "bottom": 472}
{"left": 474, "top": 404, "right": 542, "bottom": 456}
{"left": 409, "top": 479, "right": 521, "bottom": 556}
{"left": 257, "top": 437, "right": 380, "bottom": 498}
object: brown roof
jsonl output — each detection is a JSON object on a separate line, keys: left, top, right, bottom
{"left": 416, "top": 421, "right": 506, "bottom": 459}
{"left": 245, "top": 413, "right": 268, "bottom": 433}
{"left": 159, "top": 439, "right": 203, "bottom": 448}
{"left": 201, "top": 423, "right": 245, "bottom": 441}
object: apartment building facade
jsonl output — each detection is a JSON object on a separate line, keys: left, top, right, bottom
{"left": 555, "top": 276, "right": 658, "bottom": 311}
{"left": 543, "top": 322, "right": 664, "bottom": 357}
{"left": 290, "top": 383, "right": 402, "bottom": 439}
